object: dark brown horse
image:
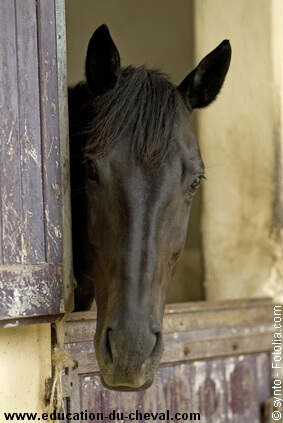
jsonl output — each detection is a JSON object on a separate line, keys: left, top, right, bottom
{"left": 68, "top": 25, "right": 231, "bottom": 391}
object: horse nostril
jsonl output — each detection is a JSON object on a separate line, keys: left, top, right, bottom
{"left": 104, "top": 328, "right": 113, "bottom": 364}
{"left": 151, "top": 331, "right": 162, "bottom": 358}
{"left": 100, "top": 325, "right": 163, "bottom": 367}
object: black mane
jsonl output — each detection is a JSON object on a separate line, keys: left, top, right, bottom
{"left": 85, "top": 66, "right": 188, "bottom": 163}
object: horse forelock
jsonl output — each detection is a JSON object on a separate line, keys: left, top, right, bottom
{"left": 85, "top": 66, "right": 189, "bottom": 164}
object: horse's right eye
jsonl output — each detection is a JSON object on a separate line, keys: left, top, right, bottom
{"left": 86, "top": 160, "right": 99, "bottom": 183}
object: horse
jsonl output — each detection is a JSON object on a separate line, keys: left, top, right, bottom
{"left": 68, "top": 24, "right": 231, "bottom": 391}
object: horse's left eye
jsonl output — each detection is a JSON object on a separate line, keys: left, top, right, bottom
{"left": 86, "top": 160, "right": 99, "bottom": 183}
{"left": 190, "top": 176, "right": 203, "bottom": 190}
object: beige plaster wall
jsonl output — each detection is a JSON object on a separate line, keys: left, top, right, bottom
{"left": 194, "top": 0, "right": 283, "bottom": 301}
{"left": 0, "top": 324, "right": 51, "bottom": 414}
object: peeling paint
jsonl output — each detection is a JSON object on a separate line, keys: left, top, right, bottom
{"left": 8, "top": 146, "right": 15, "bottom": 159}
{"left": 27, "top": 143, "right": 41, "bottom": 167}
{"left": 3, "top": 321, "right": 19, "bottom": 328}
{"left": 52, "top": 182, "right": 61, "bottom": 197}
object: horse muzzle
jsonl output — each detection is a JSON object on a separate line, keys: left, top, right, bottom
{"left": 101, "top": 374, "right": 155, "bottom": 392}
{"left": 95, "top": 314, "right": 163, "bottom": 391}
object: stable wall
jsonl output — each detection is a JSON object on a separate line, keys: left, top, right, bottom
{"left": 195, "top": 0, "right": 283, "bottom": 301}
{"left": 0, "top": 325, "right": 51, "bottom": 415}
{"left": 66, "top": 0, "right": 194, "bottom": 86}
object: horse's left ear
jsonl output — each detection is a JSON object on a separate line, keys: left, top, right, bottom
{"left": 85, "top": 24, "right": 121, "bottom": 95}
{"left": 178, "top": 40, "right": 231, "bottom": 109}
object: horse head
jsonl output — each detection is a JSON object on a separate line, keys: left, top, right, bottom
{"left": 69, "top": 24, "right": 231, "bottom": 391}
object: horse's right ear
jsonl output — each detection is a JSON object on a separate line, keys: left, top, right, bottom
{"left": 85, "top": 24, "right": 121, "bottom": 95}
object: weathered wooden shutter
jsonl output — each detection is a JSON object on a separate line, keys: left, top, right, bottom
{"left": 0, "top": 0, "right": 72, "bottom": 326}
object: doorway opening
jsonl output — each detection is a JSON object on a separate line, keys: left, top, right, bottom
{"left": 65, "top": 0, "right": 204, "bottom": 303}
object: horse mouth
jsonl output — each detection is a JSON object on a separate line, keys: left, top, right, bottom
{"left": 100, "top": 375, "right": 154, "bottom": 392}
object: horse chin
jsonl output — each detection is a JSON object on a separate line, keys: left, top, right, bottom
{"left": 100, "top": 375, "right": 154, "bottom": 392}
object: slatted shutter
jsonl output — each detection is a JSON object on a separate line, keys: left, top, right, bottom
{"left": 0, "top": 0, "right": 72, "bottom": 326}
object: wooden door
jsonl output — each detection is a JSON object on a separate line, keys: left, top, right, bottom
{"left": 0, "top": 0, "right": 71, "bottom": 326}
{"left": 58, "top": 299, "right": 275, "bottom": 422}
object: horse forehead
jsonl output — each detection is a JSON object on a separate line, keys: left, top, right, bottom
{"left": 103, "top": 117, "right": 202, "bottom": 183}
{"left": 108, "top": 142, "right": 199, "bottom": 189}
